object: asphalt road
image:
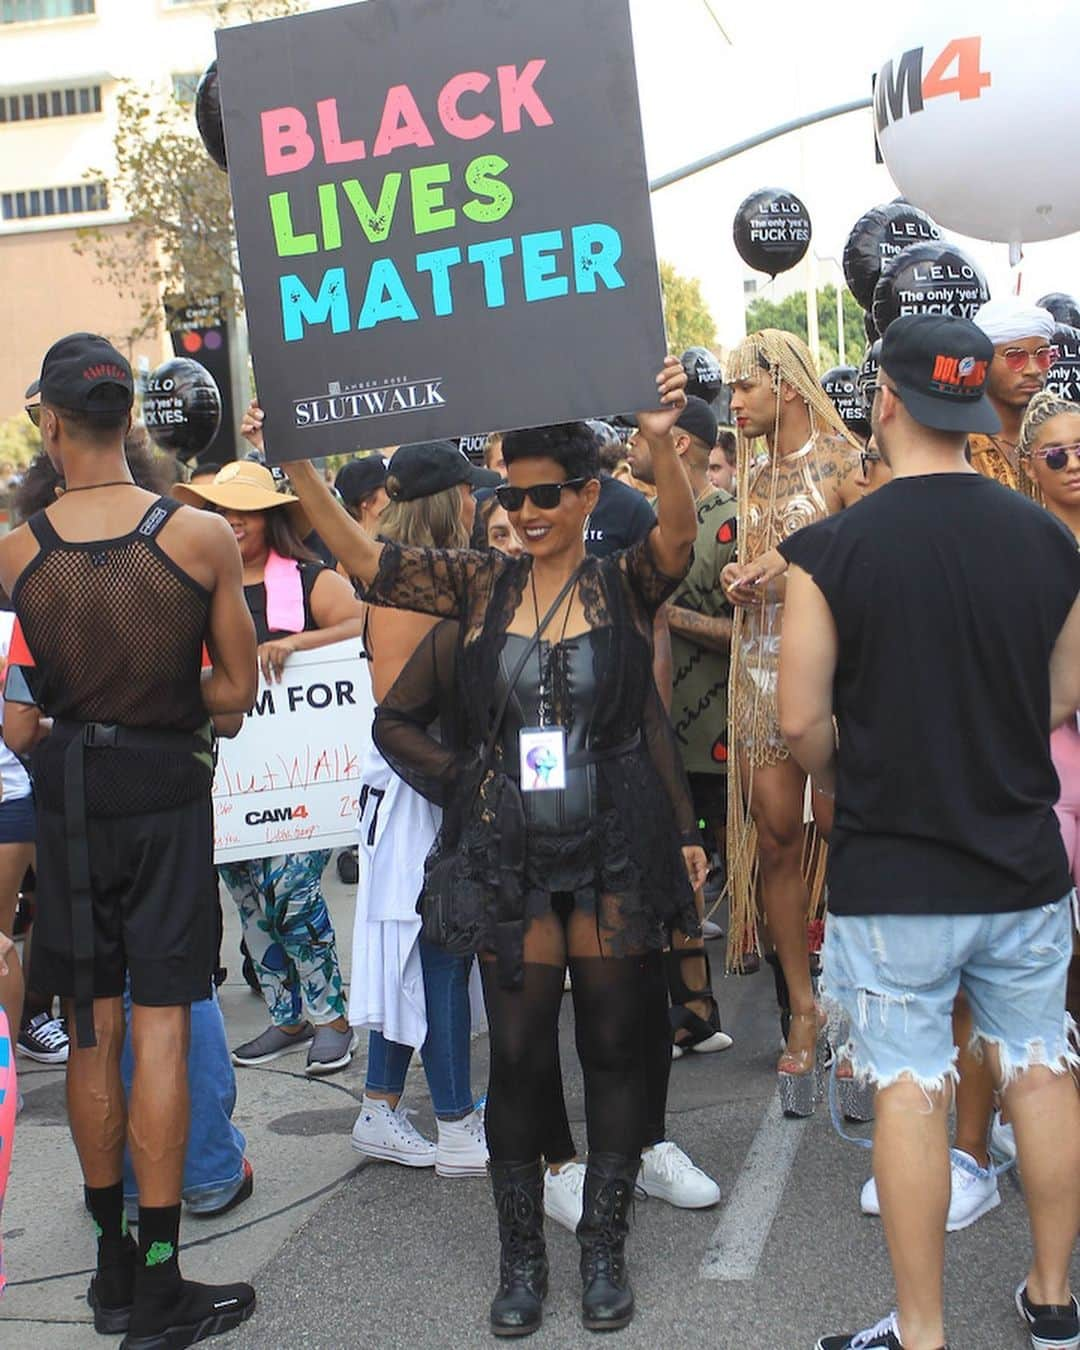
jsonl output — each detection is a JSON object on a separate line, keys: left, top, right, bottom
{"left": 4, "top": 867, "right": 1077, "bottom": 1350}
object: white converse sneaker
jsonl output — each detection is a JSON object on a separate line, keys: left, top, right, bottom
{"left": 435, "top": 1108, "right": 488, "bottom": 1178}
{"left": 543, "top": 1160, "right": 586, "bottom": 1233}
{"left": 860, "top": 1147, "right": 1000, "bottom": 1231}
{"left": 638, "top": 1140, "right": 721, "bottom": 1208}
{"left": 350, "top": 1097, "right": 436, "bottom": 1167}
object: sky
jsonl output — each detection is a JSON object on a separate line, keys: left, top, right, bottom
{"left": 628, "top": 0, "right": 1080, "bottom": 347}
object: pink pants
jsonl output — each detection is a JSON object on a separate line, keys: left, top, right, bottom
{"left": 1053, "top": 719, "right": 1080, "bottom": 884}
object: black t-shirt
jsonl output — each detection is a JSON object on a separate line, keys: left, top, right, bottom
{"left": 780, "top": 474, "right": 1080, "bottom": 916}
{"left": 585, "top": 474, "right": 656, "bottom": 558}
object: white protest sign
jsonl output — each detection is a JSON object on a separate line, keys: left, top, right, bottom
{"left": 213, "top": 638, "right": 372, "bottom": 863}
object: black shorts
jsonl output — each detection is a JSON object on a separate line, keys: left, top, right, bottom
{"left": 687, "top": 771, "right": 728, "bottom": 842}
{"left": 30, "top": 794, "right": 217, "bottom": 1008}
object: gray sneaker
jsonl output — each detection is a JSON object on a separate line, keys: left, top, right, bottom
{"left": 231, "top": 1022, "right": 313, "bottom": 1066}
{"left": 306, "top": 1024, "right": 358, "bottom": 1076}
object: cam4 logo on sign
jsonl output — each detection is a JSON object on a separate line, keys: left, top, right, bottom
{"left": 245, "top": 804, "right": 310, "bottom": 826}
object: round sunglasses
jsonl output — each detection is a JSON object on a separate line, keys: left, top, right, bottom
{"left": 494, "top": 477, "right": 589, "bottom": 511}
{"left": 1026, "top": 442, "right": 1080, "bottom": 471}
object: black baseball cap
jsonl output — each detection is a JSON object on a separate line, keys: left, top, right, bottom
{"left": 385, "top": 440, "right": 501, "bottom": 502}
{"left": 335, "top": 455, "right": 387, "bottom": 506}
{"left": 675, "top": 395, "right": 719, "bottom": 448}
{"left": 26, "top": 332, "right": 134, "bottom": 412}
{"left": 879, "top": 314, "right": 1000, "bottom": 434}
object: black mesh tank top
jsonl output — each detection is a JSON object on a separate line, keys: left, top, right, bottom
{"left": 14, "top": 497, "right": 214, "bottom": 816}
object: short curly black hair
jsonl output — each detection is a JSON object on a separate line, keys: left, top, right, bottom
{"left": 501, "top": 422, "right": 599, "bottom": 482}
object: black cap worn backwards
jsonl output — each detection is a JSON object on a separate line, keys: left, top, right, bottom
{"left": 26, "top": 332, "right": 134, "bottom": 412}
{"left": 880, "top": 314, "right": 1000, "bottom": 435}
{"left": 335, "top": 455, "right": 387, "bottom": 506}
{"left": 675, "top": 395, "right": 719, "bottom": 449}
{"left": 385, "top": 440, "right": 502, "bottom": 502}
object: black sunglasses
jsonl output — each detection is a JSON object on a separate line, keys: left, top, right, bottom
{"left": 494, "top": 478, "right": 589, "bottom": 511}
{"left": 860, "top": 449, "right": 882, "bottom": 476}
{"left": 25, "top": 403, "right": 41, "bottom": 427}
{"left": 1027, "top": 442, "right": 1080, "bottom": 471}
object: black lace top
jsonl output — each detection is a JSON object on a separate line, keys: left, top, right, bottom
{"left": 369, "top": 535, "right": 701, "bottom": 967}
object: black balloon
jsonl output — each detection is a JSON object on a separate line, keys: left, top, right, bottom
{"left": 863, "top": 309, "right": 879, "bottom": 343}
{"left": 143, "top": 358, "right": 223, "bottom": 461}
{"left": 681, "top": 346, "right": 724, "bottom": 403}
{"left": 195, "top": 60, "right": 227, "bottom": 172}
{"left": 871, "top": 242, "right": 990, "bottom": 337}
{"left": 857, "top": 342, "right": 882, "bottom": 419}
{"left": 842, "top": 202, "right": 942, "bottom": 310}
{"left": 733, "top": 187, "right": 811, "bottom": 277}
{"left": 821, "top": 365, "right": 869, "bottom": 438}
{"left": 1038, "top": 293, "right": 1080, "bottom": 330}
{"left": 1045, "top": 325, "right": 1080, "bottom": 404}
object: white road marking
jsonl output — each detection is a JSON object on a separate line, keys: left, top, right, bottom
{"left": 699, "top": 1086, "right": 809, "bottom": 1281}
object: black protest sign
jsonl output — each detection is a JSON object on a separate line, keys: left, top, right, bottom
{"left": 216, "top": 0, "right": 664, "bottom": 464}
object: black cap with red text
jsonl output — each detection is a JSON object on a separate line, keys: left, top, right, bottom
{"left": 26, "top": 332, "right": 134, "bottom": 412}
{"left": 879, "top": 314, "right": 1000, "bottom": 434}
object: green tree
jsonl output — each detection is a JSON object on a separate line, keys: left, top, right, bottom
{"left": 74, "top": 0, "right": 305, "bottom": 344}
{"left": 745, "top": 285, "right": 867, "bottom": 372}
{"left": 660, "top": 261, "right": 717, "bottom": 353}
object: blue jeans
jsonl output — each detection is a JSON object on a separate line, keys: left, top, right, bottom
{"left": 366, "top": 939, "right": 475, "bottom": 1120}
{"left": 823, "top": 893, "right": 1079, "bottom": 1093}
{"left": 121, "top": 985, "right": 246, "bottom": 1209}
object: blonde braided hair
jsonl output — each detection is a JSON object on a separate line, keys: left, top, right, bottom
{"left": 1016, "top": 390, "right": 1080, "bottom": 502}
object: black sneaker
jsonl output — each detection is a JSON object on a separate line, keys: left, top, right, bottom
{"left": 18, "top": 1011, "right": 70, "bottom": 1063}
{"left": 121, "top": 1278, "right": 255, "bottom": 1349}
{"left": 1016, "top": 1282, "right": 1080, "bottom": 1349}
{"left": 816, "top": 1311, "right": 947, "bottom": 1349}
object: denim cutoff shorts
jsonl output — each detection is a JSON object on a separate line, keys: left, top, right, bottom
{"left": 822, "top": 893, "right": 1078, "bottom": 1092}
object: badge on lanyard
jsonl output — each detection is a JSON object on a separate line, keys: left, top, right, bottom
{"left": 519, "top": 726, "right": 568, "bottom": 792}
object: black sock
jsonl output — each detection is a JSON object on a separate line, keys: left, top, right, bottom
{"left": 135, "top": 1204, "right": 182, "bottom": 1304}
{"left": 85, "top": 1181, "right": 126, "bottom": 1244}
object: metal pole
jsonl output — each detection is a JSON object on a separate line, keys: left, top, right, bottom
{"left": 648, "top": 98, "right": 873, "bottom": 193}
{"left": 836, "top": 275, "right": 846, "bottom": 366}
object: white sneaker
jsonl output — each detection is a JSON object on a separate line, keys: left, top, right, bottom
{"left": 860, "top": 1148, "right": 1000, "bottom": 1231}
{"left": 639, "top": 1140, "right": 720, "bottom": 1208}
{"left": 544, "top": 1160, "right": 586, "bottom": 1232}
{"left": 350, "top": 1097, "right": 436, "bottom": 1167}
{"left": 989, "top": 1111, "right": 1017, "bottom": 1168}
{"left": 435, "top": 1108, "right": 488, "bottom": 1178}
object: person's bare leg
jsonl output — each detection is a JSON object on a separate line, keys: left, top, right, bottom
{"left": 874, "top": 1078, "right": 950, "bottom": 1350}
{"left": 64, "top": 996, "right": 127, "bottom": 1187}
{"left": 744, "top": 755, "right": 815, "bottom": 1054}
{"left": 952, "top": 993, "right": 993, "bottom": 1166}
{"left": 128, "top": 1004, "right": 190, "bottom": 1207}
{"left": 0, "top": 842, "right": 34, "bottom": 1035}
{"left": 1000, "top": 1060, "right": 1080, "bottom": 1307}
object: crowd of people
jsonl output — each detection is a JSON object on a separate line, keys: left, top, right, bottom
{"left": 0, "top": 297, "right": 1077, "bottom": 1350}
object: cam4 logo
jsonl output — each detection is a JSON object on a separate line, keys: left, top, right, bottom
{"left": 245, "top": 803, "right": 310, "bottom": 826}
{"left": 875, "top": 36, "right": 991, "bottom": 132}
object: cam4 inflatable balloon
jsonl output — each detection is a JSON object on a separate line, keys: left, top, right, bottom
{"left": 873, "top": 10, "right": 1080, "bottom": 255}
{"left": 195, "top": 60, "right": 227, "bottom": 172}
{"left": 871, "top": 241, "right": 990, "bottom": 336}
{"left": 821, "top": 366, "right": 870, "bottom": 440}
{"left": 143, "top": 358, "right": 223, "bottom": 462}
{"left": 681, "top": 347, "right": 724, "bottom": 403}
{"left": 733, "top": 188, "right": 811, "bottom": 278}
{"left": 1038, "top": 293, "right": 1080, "bottom": 330}
{"left": 843, "top": 202, "right": 942, "bottom": 310}
{"left": 1046, "top": 326, "right": 1080, "bottom": 405}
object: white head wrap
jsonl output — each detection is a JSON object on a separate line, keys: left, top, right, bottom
{"left": 973, "top": 298, "right": 1055, "bottom": 345}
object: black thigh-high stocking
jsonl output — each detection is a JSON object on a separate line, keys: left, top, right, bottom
{"left": 567, "top": 949, "right": 650, "bottom": 1158}
{"left": 638, "top": 950, "right": 670, "bottom": 1148}
{"left": 481, "top": 958, "right": 566, "bottom": 1162}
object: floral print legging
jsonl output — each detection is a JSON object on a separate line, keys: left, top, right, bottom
{"left": 219, "top": 850, "right": 346, "bottom": 1027}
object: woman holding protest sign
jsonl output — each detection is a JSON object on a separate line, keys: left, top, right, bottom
{"left": 269, "top": 357, "right": 703, "bottom": 1337}
{"left": 176, "top": 463, "right": 364, "bottom": 1076}
{"left": 346, "top": 440, "right": 500, "bottom": 1178}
